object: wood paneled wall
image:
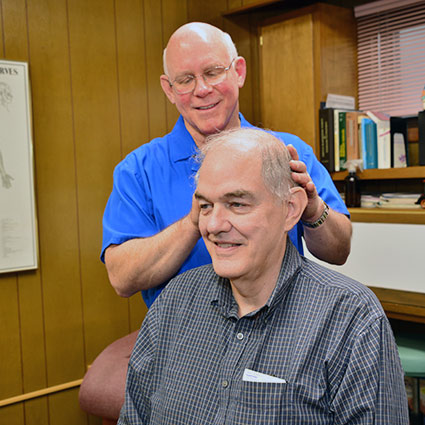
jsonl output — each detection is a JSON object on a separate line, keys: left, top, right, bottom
{"left": 0, "top": 0, "right": 257, "bottom": 424}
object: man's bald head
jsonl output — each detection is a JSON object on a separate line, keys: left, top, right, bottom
{"left": 163, "top": 22, "right": 238, "bottom": 75}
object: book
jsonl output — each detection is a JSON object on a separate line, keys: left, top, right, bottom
{"left": 334, "top": 109, "right": 340, "bottom": 171}
{"left": 319, "top": 108, "right": 335, "bottom": 173}
{"left": 360, "top": 117, "right": 378, "bottom": 169}
{"left": 338, "top": 111, "right": 347, "bottom": 170}
{"left": 380, "top": 192, "right": 421, "bottom": 202}
{"left": 418, "top": 110, "right": 425, "bottom": 166}
{"left": 390, "top": 117, "right": 408, "bottom": 168}
{"left": 366, "top": 111, "right": 391, "bottom": 169}
{"left": 357, "top": 112, "right": 369, "bottom": 168}
{"left": 333, "top": 108, "right": 352, "bottom": 171}
{"left": 360, "top": 194, "right": 380, "bottom": 208}
{"left": 377, "top": 192, "right": 422, "bottom": 209}
{"left": 333, "top": 109, "right": 339, "bottom": 171}
{"left": 345, "top": 111, "right": 361, "bottom": 162}
{"left": 325, "top": 93, "right": 355, "bottom": 110}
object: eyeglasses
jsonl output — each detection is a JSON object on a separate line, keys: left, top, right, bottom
{"left": 167, "top": 58, "right": 236, "bottom": 95}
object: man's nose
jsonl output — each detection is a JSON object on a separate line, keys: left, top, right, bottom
{"left": 192, "top": 75, "right": 213, "bottom": 96}
{"left": 206, "top": 206, "right": 232, "bottom": 234}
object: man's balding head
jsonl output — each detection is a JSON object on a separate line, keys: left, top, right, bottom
{"left": 198, "top": 128, "right": 297, "bottom": 202}
{"left": 163, "top": 23, "right": 237, "bottom": 75}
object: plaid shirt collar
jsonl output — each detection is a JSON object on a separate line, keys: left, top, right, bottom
{"left": 210, "top": 239, "right": 302, "bottom": 320}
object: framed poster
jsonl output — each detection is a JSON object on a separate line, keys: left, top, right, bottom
{"left": 0, "top": 60, "right": 38, "bottom": 273}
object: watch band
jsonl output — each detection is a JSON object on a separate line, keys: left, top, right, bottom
{"left": 302, "top": 201, "right": 329, "bottom": 229}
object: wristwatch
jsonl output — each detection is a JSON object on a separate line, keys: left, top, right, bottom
{"left": 302, "top": 201, "right": 329, "bottom": 229}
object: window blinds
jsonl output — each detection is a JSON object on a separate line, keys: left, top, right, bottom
{"left": 355, "top": 0, "right": 425, "bottom": 116}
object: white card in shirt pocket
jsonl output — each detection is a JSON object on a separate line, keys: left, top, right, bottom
{"left": 242, "top": 368, "right": 287, "bottom": 383}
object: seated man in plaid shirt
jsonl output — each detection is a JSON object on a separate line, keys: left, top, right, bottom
{"left": 118, "top": 128, "right": 408, "bottom": 425}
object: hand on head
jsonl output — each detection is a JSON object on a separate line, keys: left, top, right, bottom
{"left": 287, "top": 144, "right": 323, "bottom": 223}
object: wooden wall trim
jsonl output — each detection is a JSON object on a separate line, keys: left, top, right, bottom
{"left": 0, "top": 379, "right": 83, "bottom": 408}
{"left": 369, "top": 286, "right": 425, "bottom": 324}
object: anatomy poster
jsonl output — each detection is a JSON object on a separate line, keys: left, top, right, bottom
{"left": 0, "top": 60, "right": 38, "bottom": 273}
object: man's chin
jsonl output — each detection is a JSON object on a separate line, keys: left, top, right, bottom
{"left": 194, "top": 115, "right": 232, "bottom": 136}
{"left": 199, "top": 123, "right": 225, "bottom": 137}
{"left": 211, "top": 262, "right": 242, "bottom": 281}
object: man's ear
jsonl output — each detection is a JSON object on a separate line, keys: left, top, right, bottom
{"left": 283, "top": 186, "right": 308, "bottom": 232}
{"left": 160, "top": 75, "right": 176, "bottom": 104}
{"left": 234, "top": 56, "right": 247, "bottom": 89}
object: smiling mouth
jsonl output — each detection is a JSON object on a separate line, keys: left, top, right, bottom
{"left": 196, "top": 102, "right": 219, "bottom": 111}
{"left": 215, "top": 242, "right": 240, "bottom": 248}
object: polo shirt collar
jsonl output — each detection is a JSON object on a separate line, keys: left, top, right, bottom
{"left": 168, "top": 116, "right": 199, "bottom": 163}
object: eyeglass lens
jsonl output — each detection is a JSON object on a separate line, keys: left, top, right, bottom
{"left": 172, "top": 59, "right": 235, "bottom": 94}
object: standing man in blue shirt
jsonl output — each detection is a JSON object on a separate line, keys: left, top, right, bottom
{"left": 118, "top": 128, "right": 408, "bottom": 424}
{"left": 102, "top": 22, "right": 352, "bottom": 308}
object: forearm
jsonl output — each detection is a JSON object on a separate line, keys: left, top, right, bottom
{"left": 303, "top": 207, "right": 352, "bottom": 265}
{"left": 105, "top": 214, "right": 201, "bottom": 297}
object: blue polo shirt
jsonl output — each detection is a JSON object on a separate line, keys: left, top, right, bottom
{"left": 102, "top": 114, "right": 348, "bottom": 308}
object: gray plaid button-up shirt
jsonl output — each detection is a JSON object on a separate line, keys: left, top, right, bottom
{"left": 118, "top": 240, "right": 408, "bottom": 424}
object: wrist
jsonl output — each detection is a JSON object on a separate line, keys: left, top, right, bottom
{"left": 302, "top": 201, "right": 329, "bottom": 229}
{"left": 182, "top": 213, "right": 201, "bottom": 238}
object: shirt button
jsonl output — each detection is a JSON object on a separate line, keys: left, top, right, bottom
{"left": 236, "top": 332, "right": 244, "bottom": 340}
{"left": 222, "top": 380, "right": 229, "bottom": 388}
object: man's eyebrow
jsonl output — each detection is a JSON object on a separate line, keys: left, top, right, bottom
{"left": 194, "top": 191, "right": 207, "bottom": 201}
{"left": 222, "top": 190, "right": 253, "bottom": 200}
{"left": 175, "top": 62, "right": 224, "bottom": 77}
{"left": 194, "top": 190, "right": 254, "bottom": 201}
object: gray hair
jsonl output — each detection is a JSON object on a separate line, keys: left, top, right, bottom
{"left": 195, "top": 128, "right": 296, "bottom": 201}
{"left": 163, "top": 23, "right": 238, "bottom": 75}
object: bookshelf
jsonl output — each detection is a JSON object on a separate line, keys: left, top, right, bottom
{"left": 332, "top": 166, "right": 425, "bottom": 224}
{"left": 331, "top": 166, "right": 425, "bottom": 224}
{"left": 332, "top": 166, "right": 425, "bottom": 181}
{"left": 348, "top": 208, "right": 425, "bottom": 225}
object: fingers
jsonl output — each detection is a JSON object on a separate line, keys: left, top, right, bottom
{"left": 293, "top": 173, "right": 317, "bottom": 199}
{"left": 288, "top": 145, "right": 306, "bottom": 175}
{"left": 189, "top": 194, "right": 201, "bottom": 228}
{"left": 287, "top": 143, "right": 318, "bottom": 199}
{"left": 287, "top": 144, "right": 299, "bottom": 161}
{"left": 290, "top": 160, "right": 309, "bottom": 186}
{"left": 305, "top": 180, "right": 317, "bottom": 198}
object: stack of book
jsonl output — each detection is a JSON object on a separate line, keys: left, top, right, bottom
{"left": 360, "top": 194, "right": 381, "bottom": 208}
{"left": 340, "top": 193, "right": 422, "bottom": 209}
{"left": 377, "top": 193, "right": 422, "bottom": 209}
{"left": 319, "top": 107, "right": 408, "bottom": 173}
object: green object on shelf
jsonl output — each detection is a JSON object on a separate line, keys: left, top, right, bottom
{"left": 395, "top": 334, "right": 425, "bottom": 377}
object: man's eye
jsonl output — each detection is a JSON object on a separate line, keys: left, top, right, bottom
{"left": 199, "top": 203, "right": 211, "bottom": 211}
{"left": 204, "top": 67, "right": 223, "bottom": 78}
{"left": 176, "top": 75, "right": 194, "bottom": 85}
{"left": 230, "top": 202, "right": 245, "bottom": 209}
